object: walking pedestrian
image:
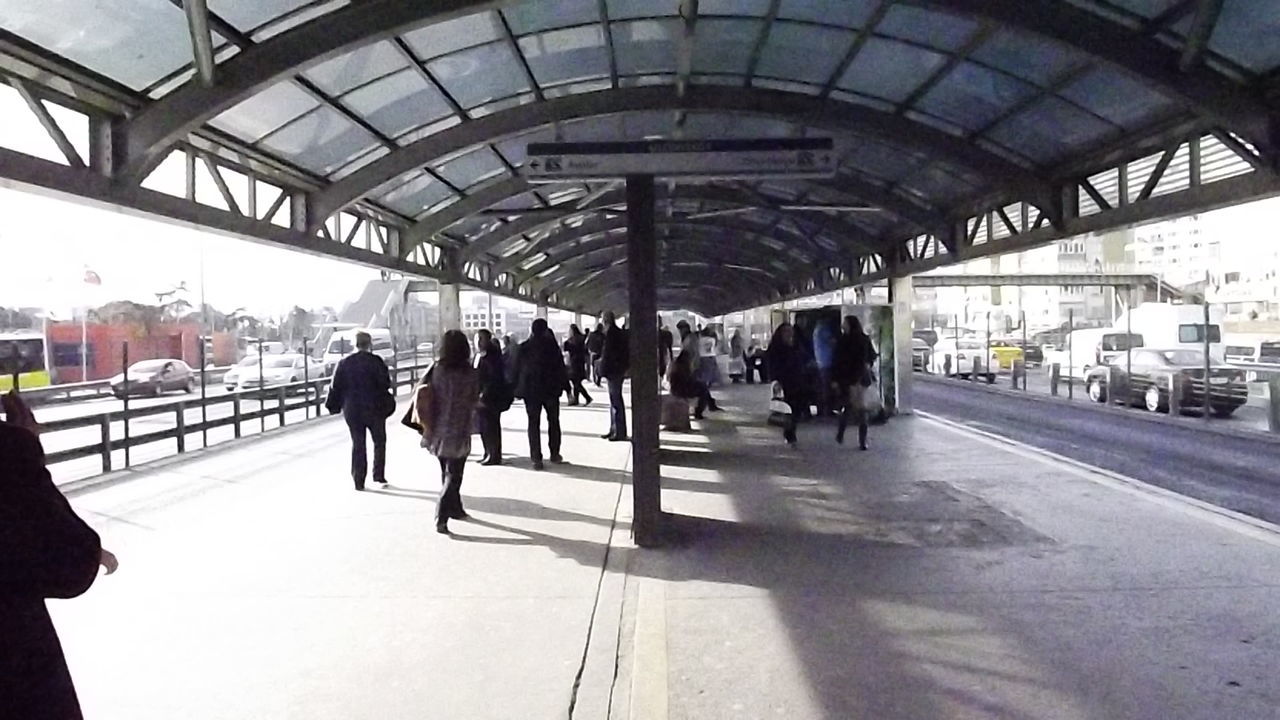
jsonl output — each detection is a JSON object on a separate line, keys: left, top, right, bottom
{"left": 515, "top": 318, "right": 568, "bottom": 470}
{"left": 413, "top": 330, "right": 479, "bottom": 534}
{"left": 766, "top": 323, "right": 807, "bottom": 448}
{"left": 587, "top": 323, "right": 605, "bottom": 387}
{"left": 834, "top": 316, "right": 878, "bottom": 450}
{"left": 2, "top": 390, "right": 119, "bottom": 720}
{"left": 475, "top": 329, "right": 511, "bottom": 466}
{"left": 658, "top": 320, "right": 674, "bottom": 381}
{"left": 563, "top": 324, "right": 593, "bottom": 406}
{"left": 599, "top": 310, "right": 630, "bottom": 442}
{"left": 728, "top": 330, "right": 745, "bottom": 383}
{"left": 326, "top": 330, "right": 395, "bottom": 490}
{"left": 667, "top": 347, "right": 716, "bottom": 419}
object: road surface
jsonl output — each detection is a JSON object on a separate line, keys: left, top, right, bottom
{"left": 914, "top": 376, "right": 1280, "bottom": 525}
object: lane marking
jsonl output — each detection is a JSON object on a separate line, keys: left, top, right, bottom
{"left": 630, "top": 578, "right": 669, "bottom": 720}
{"left": 918, "top": 411, "right": 1280, "bottom": 548}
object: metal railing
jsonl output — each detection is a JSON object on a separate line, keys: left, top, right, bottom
{"left": 38, "top": 361, "right": 432, "bottom": 474}
{"left": 24, "top": 367, "right": 231, "bottom": 405}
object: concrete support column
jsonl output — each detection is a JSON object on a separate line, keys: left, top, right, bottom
{"left": 891, "top": 274, "right": 914, "bottom": 415}
{"left": 626, "top": 174, "right": 662, "bottom": 547}
{"left": 439, "top": 283, "right": 461, "bottom": 332}
{"left": 574, "top": 312, "right": 583, "bottom": 329}
{"left": 535, "top": 302, "right": 548, "bottom": 321}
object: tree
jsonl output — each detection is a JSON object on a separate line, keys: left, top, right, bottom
{"left": 281, "top": 306, "right": 316, "bottom": 347}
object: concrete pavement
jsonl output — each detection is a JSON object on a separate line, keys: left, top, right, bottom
{"left": 48, "top": 383, "right": 1280, "bottom": 719}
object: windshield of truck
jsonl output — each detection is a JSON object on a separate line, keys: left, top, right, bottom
{"left": 327, "top": 338, "right": 354, "bottom": 354}
{"left": 1101, "top": 334, "right": 1143, "bottom": 351}
{"left": 1177, "top": 324, "right": 1222, "bottom": 343}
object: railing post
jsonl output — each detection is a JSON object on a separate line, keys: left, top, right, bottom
{"left": 302, "top": 337, "right": 311, "bottom": 420}
{"left": 121, "top": 341, "right": 131, "bottom": 468}
{"left": 1268, "top": 377, "right": 1280, "bottom": 434}
{"left": 175, "top": 402, "right": 186, "bottom": 453}
{"left": 1169, "top": 374, "right": 1183, "bottom": 415}
{"left": 99, "top": 414, "right": 112, "bottom": 473}
{"left": 278, "top": 386, "right": 286, "bottom": 426}
{"left": 233, "top": 393, "right": 242, "bottom": 438}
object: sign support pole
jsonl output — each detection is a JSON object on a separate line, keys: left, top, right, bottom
{"left": 627, "top": 174, "right": 662, "bottom": 547}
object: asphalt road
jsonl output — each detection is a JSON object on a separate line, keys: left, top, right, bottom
{"left": 914, "top": 377, "right": 1280, "bottom": 526}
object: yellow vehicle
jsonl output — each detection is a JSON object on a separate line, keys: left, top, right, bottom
{"left": 988, "top": 340, "right": 1025, "bottom": 370}
{"left": 0, "top": 330, "right": 52, "bottom": 391}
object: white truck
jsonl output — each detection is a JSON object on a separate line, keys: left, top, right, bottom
{"left": 1113, "top": 303, "right": 1225, "bottom": 362}
{"left": 1045, "top": 328, "right": 1144, "bottom": 381}
{"left": 323, "top": 327, "right": 395, "bottom": 373}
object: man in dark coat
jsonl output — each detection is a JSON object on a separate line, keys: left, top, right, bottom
{"left": 586, "top": 324, "right": 605, "bottom": 387}
{"left": 599, "top": 310, "right": 630, "bottom": 441}
{"left": 325, "top": 331, "right": 393, "bottom": 490}
{"left": 2, "top": 391, "right": 114, "bottom": 720}
{"left": 515, "top": 319, "right": 568, "bottom": 470}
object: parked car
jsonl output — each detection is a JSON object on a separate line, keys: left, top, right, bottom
{"left": 110, "top": 359, "right": 195, "bottom": 398}
{"left": 928, "top": 338, "right": 994, "bottom": 381}
{"left": 236, "top": 354, "right": 326, "bottom": 392}
{"left": 988, "top": 341, "right": 1024, "bottom": 370}
{"left": 911, "top": 338, "right": 930, "bottom": 372}
{"left": 1085, "top": 348, "right": 1248, "bottom": 417}
{"left": 222, "top": 354, "right": 260, "bottom": 391}
{"left": 1015, "top": 341, "right": 1044, "bottom": 367}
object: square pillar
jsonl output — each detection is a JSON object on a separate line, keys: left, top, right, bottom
{"left": 626, "top": 174, "right": 662, "bottom": 547}
{"left": 891, "top": 274, "right": 914, "bottom": 415}
{"left": 439, "top": 283, "right": 461, "bottom": 332}
{"left": 535, "top": 302, "right": 548, "bottom": 320}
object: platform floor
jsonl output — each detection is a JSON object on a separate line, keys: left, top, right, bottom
{"left": 51, "top": 383, "right": 1280, "bottom": 719}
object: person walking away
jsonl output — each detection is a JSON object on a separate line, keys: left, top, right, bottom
{"left": 563, "top": 324, "right": 593, "bottom": 406}
{"left": 728, "top": 331, "right": 746, "bottom": 383}
{"left": 599, "top": 310, "right": 630, "bottom": 441}
{"left": 474, "top": 329, "right": 510, "bottom": 466}
{"left": 834, "top": 316, "right": 878, "bottom": 450}
{"left": 667, "top": 347, "right": 716, "bottom": 419}
{"left": 516, "top": 319, "right": 568, "bottom": 469}
{"left": 586, "top": 323, "right": 605, "bottom": 388}
{"left": 658, "top": 321, "right": 674, "bottom": 381}
{"left": 2, "top": 390, "right": 119, "bottom": 720}
{"left": 766, "top": 323, "right": 807, "bottom": 448}
{"left": 414, "top": 330, "right": 479, "bottom": 534}
{"left": 696, "top": 327, "right": 719, "bottom": 388}
{"left": 744, "top": 340, "right": 765, "bottom": 384}
{"left": 813, "top": 318, "right": 838, "bottom": 417}
{"left": 326, "top": 330, "right": 394, "bottom": 490}
{"left": 676, "top": 320, "right": 698, "bottom": 357}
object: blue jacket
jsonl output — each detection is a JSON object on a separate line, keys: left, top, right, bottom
{"left": 813, "top": 323, "right": 837, "bottom": 369}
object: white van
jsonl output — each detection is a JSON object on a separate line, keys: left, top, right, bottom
{"left": 1045, "top": 328, "right": 1144, "bottom": 380}
{"left": 1113, "top": 303, "right": 1225, "bottom": 362}
{"left": 323, "top": 328, "right": 394, "bottom": 373}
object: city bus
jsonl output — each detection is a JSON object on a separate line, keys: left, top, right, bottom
{"left": 0, "top": 330, "right": 51, "bottom": 391}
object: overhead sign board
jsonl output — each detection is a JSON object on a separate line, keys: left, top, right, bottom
{"left": 524, "top": 137, "right": 836, "bottom": 182}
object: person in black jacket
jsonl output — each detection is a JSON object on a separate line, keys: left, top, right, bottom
{"left": 599, "top": 310, "right": 630, "bottom": 442}
{"left": 474, "top": 329, "right": 509, "bottom": 466}
{"left": 563, "top": 324, "right": 593, "bottom": 406}
{"left": 658, "top": 321, "right": 674, "bottom": 380}
{"left": 766, "top": 323, "right": 807, "bottom": 447}
{"left": 325, "top": 331, "right": 394, "bottom": 490}
{"left": 586, "top": 323, "right": 605, "bottom": 387}
{"left": 515, "top": 319, "right": 568, "bottom": 470}
{"left": 833, "top": 316, "right": 878, "bottom": 450}
{"left": 2, "top": 391, "right": 117, "bottom": 720}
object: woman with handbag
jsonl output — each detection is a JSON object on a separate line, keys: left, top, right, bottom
{"left": 766, "top": 323, "right": 807, "bottom": 448}
{"left": 833, "top": 316, "right": 879, "bottom": 450}
{"left": 475, "top": 329, "right": 509, "bottom": 466}
{"left": 414, "top": 330, "right": 479, "bottom": 534}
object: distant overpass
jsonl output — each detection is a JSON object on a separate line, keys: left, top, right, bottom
{"left": 914, "top": 273, "right": 1184, "bottom": 299}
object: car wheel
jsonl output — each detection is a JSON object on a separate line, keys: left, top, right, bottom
{"left": 1212, "top": 405, "right": 1237, "bottom": 418}
{"left": 1144, "top": 386, "right": 1164, "bottom": 413}
{"left": 185, "top": 379, "right": 196, "bottom": 393}
{"left": 1088, "top": 379, "right": 1106, "bottom": 404}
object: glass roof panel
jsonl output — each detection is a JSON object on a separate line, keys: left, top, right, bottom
{"left": 754, "top": 78, "right": 822, "bottom": 95}
{"left": 1058, "top": 66, "right": 1176, "bottom": 128}
{"left": 543, "top": 79, "right": 614, "bottom": 97}
{"left": 682, "top": 114, "right": 798, "bottom": 138}
{"left": 468, "top": 92, "right": 538, "bottom": 118}
{"left": 330, "top": 145, "right": 391, "bottom": 180}
{"left": 433, "top": 147, "right": 508, "bottom": 189}
{"left": 518, "top": 25, "right": 611, "bottom": 86}
{"left": 898, "top": 165, "right": 975, "bottom": 203}
{"left": 341, "top": 68, "right": 454, "bottom": 138}
{"left": 1099, "top": 0, "right": 1187, "bottom": 19}
{"left": 503, "top": 0, "right": 600, "bottom": 34}
{"left": 969, "top": 29, "right": 1081, "bottom": 87}
{"left": 403, "top": 11, "right": 504, "bottom": 60}
{"left": 757, "top": 21, "right": 853, "bottom": 84}
{"left": 495, "top": 127, "right": 558, "bottom": 167}
{"left": 1207, "top": 0, "right": 1280, "bottom": 73}
{"left": 915, "top": 62, "right": 1038, "bottom": 131}
{"left": 258, "top": 106, "right": 380, "bottom": 175}
{"left": 877, "top": 5, "right": 979, "bottom": 52}
{"left": 396, "top": 115, "right": 463, "bottom": 146}
{"left": 209, "top": 81, "right": 320, "bottom": 142}
{"left": 777, "top": 0, "right": 876, "bottom": 28}
{"left": 839, "top": 138, "right": 928, "bottom": 182}
{"left": 304, "top": 41, "right": 408, "bottom": 96}
{"left": 837, "top": 38, "right": 946, "bottom": 103}
{"left": 693, "top": 18, "right": 764, "bottom": 75}
{"left": 700, "top": 0, "right": 774, "bottom": 16}
{"left": 250, "top": 1, "right": 350, "bottom": 41}
{"left": 378, "top": 172, "right": 453, "bottom": 216}
{"left": 606, "top": 0, "right": 682, "bottom": 20}
{"left": 209, "top": 0, "right": 317, "bottom": 32}
{"left": 428, "top": 41, "right": 531, "bottom": 109}
{"left": 0, "top": 0, "right": 220, "bottom": 91}
{"left": 985, "top": 96, "right": 1116, "bottom": 164}
{"left": 612, "top": 19, "right": 681, "bottom": 74}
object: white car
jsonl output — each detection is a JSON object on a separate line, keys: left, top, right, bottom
{"left": 236, "top": 354, "right": 326, "bottom": 392}
{"left": 928, "top": 338, "right": 994, "bottom": 381}
{"left": 222, "top": 355, "right": 260, "bottom": 391}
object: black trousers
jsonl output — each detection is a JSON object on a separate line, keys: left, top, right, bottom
{"left": 525, "top": 397, "right": 561, "bottom": 461}
{"left": 673, "top": 379, "right": 712, "bottom": 417}
{"left": 477, "top": 407, "right": 502, "bottom": 463}
{"left": 435, "top": 456, "right": 467, "bottom": 524}
{"left": 567, "top": 378, "right": 592, "bottom": 405}
{"left": 345, "top": 415, "right": 386, "bottom": 487}
{"left": 606, "top": 377, "right": 627, "bottom": 439}
{"left": 745, "top": 357, "right": 766, "bottom": 384}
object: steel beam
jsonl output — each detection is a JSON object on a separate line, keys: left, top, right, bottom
{"left": 313, "top": 85, "right": 1049, "bottom": 228}
{"left": 1179, "top": 0, "right": 1225, "bottom": 71}
{"left": 181, "top": 0, "right": 217, "bottom": 87}
{"left": 536, "top": 239, "right": 796, "bottom": 297}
